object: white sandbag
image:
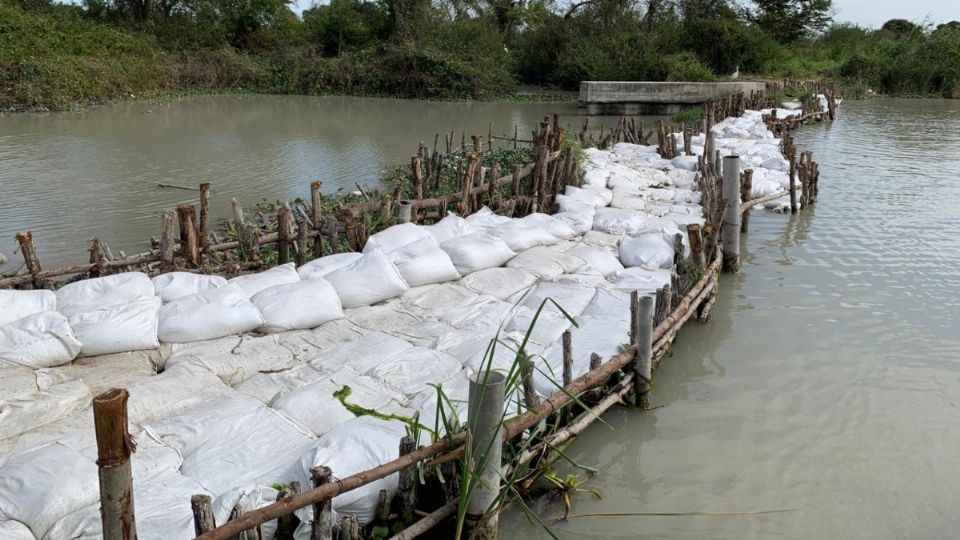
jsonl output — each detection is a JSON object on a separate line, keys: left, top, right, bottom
{"left": 272, "top": 367, "right": 404, "bottom": 435}
{"left": 593, "top": 207, "right": 647, "bottom": 235}
{"left": 506, "top": 247, "right": 585, "bottom": 280}
{"left": 520, "top": 213, "right": 577, "bottom": 240}
{"left": 125, "top": 364, "right": 230, "bottom": 424}
{"left": 158, "top": 282, "right": 265, "bottom": 343}
{"left": 458, "top": 267, "right": 536, "bottom": 302}
{"left": 581, "top": 288, "right": 631, "bottom": 318}
{"left": 212, "top": 485, "right": 280, "bottom": 540}
{"left": 228, "top": 263, "right": 300, "bottom": 297}
{"left": 387, "top": 237, "right": 461, "bottom": 287}
{"left": 399, "top": 284, "right": 492, "bottom": 327}
{"left": 252, "top": 278, "right": 344, "bottom": 333}
{"left": 619, "top": 232, "right": 675, "bottom": 270}
{"left": 607, "top": 268, "right": 672, "bottom": 294}
{"left": 565, "top": 185, "right": 613, "bottom": 206}
{"left": 165, "top": 333, "right": 296, "bottom": 385}
{"left": 440, "top": 233, "right": 516, "bottom": 275}
{"left": 306, "top": 330, "right": 412, "bottom": 375}
{"left": 488, "top": 220, "right": 559, "bottom": 251}
{"left": 555, "top": 194, "right": 596, "bottom": 215}
{"left": 582, "top": 231, "right": 622, "bottom": 253}
{"left": 565, "top": 244, "right": 625, "bottom": 277}
{"left": 0, "top": 367, "right": 39, "bottom": 401}
{"left": 505, "top": 307, "right": 572, "bottom": 348}
{"left": 151, "top": 272, "right": 226, "bottom": 303}
{"left": 69, "top": 297, "right": 161, "bottom": 357}
{"left": 0, "top": 520, "right": 34, "bottom": 540}
{"left": 368, "top": 347, "right": 462, "bottom": 396}
{"left": 423, "top": 213, "right": 477, "bottom": 244}
{"left": 0, "top": 289, "right": 55, "bottom": 325}
{"left": 464, "top": 206, "right": 512, "bottom": 230}
{"left": 55, "top": 272, "right": 155, "bottom": 317}
{"left": 291, "top": 416, "right": 407, "bottom": 525}
{"left": 297, "top": 253, "right": 363, "bottom": 281}
{"left": 581, "top": 168, "right": 610, "bottom": 189}
{"left": 534, "top": 316, "right": 629, "bottom": 396}
{"left": 0, "top": 312, "right": 81, "bottom": 369}
{"left": 346, "top": 301, "right": 456, "bottom": 349}
{"left": 609, "top": 193, "right": 647, "bottom": 211}
{"left": 35, "top": 350, "right": 158, "bottom": 395}
{"left": 520, "top": 282, "right": 597, "bottom": 319}
{"left": 362, "top": 223, "right": 433, "bottom": 255}
{"left": 0, "top": 380, "right": 91, "bottom": 441}
{"left": 324, "top": 249, "right": 410, "bottom": 308}
{"left": 0, "top": 443, "right": 100, "bottom": 538}
{"left": 553, "top": 211, "right": 595, "bottom": 235}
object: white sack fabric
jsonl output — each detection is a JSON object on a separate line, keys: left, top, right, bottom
{"left": 0, "top": 312, "right": 82, "bottom": 369}
{"left": 252, "top": 278, "right": 344, "bottom": 333}
{"left": 440, "top": 233, "right": 516, "bottom": 275}
{"left": 297, "top": 253, "right": 363, "bottom": 281}
{"left": 152, "top": 272, "right": 227, "bottom": 303}
{"left": 362, "top": 223, "right": 432, "bottom": 254}
{"left": 158, "top": 283, "right": 265, "bottom": 343}
{"left": 54, "top": 272, "right": 155, "bottom": 317}
{"left": 386, "top": 237, "right": 461, "bottom": 287}
{"left": 324, "top": 249, "right": 410, "bottom": 308}
{"left": 619, "top": 232, "right": 676, "bottom": 270}
{"left": 68, "top": 297, "right": 161, "bottom": 357}
{"left": 228, "top": 263, "right": 300, "bottom": 297}
{"left": 423, "top": 214, "right": 477, "bottom": 244}
{"left": 0, "top": 289, "right": 56, "bottom": 325}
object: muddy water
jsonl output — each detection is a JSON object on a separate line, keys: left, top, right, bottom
{"left": 501, "top": 98, "right": 960, "bottom": 538}
{"left": 0, "top": 95, "right": 604, "bottom": 270}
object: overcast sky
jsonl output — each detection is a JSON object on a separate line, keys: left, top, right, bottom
{"left": 292, "top": 0, "right": 960, "bottom": 28}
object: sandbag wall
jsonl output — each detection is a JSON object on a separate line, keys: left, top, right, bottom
{"left": 0, "top": 100, "right": 834, "bottom": 540}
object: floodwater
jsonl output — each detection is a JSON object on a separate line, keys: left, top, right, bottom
{"left": 501, "top": 98, "right": 960, "bottom": 538}
{"left": 0, "top": 95, "right": 609, "bottom": 271}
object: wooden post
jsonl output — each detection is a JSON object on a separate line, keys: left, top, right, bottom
{"left": 788, "top": 154, "right": 798, "bottom": 214}
{"left": 310, "top": 181, "right": 323, "bottom": 257}
{"left": 411, "top": 155, "right": 424, "bottom": 201}
{"left": 295, "top": 216, "right": 309, "bottom": 267}
{"left": 511, "top": 165, "right": 521, "bottom": 197}
{"left": 721, "top": 155, "right": 742, "bottom": 272}
{"left": 395, "top": 436, "right": 416, "bottom": 525}
{"left": 275, "top": 481, "right": 301, "bottom": 540}
{"left": 14, "top": 232, "right": 42, "bottom": 288}
{"left": 199, "top": 182, "right": 211, "bottom": 252}
{"left": 520, "top": 351, "right": 539, "bottom": 409}
{"left": 93, "top": 389, "right": 137, "bottom": 540}
{"left": 232, "top": 198, "right": 245, "bottom": 227}
{"left": 176, "top": 204, "right": 200, "bottom": 267}
{"left": 160, "top": 210, "right": 176, "bottom": 271}
{"left": 740, "top": 169, "right": 754, "bottom": 233}
{"left": 310, "top": 466, "right": 333, "bottom": 540}
{"left": 277, "top": 206, "right": 293, "bottom": 265}
{"left": 634, "top": 296, "right": 654, "bottom": 409}
{"left": 562, "top": 330, "right": 573, "bottom": 387}
{"left": 686, "top": 223, "right": 705, "bottom": 269}
{"left": 465, "top": 371, "right": 505, "bottom": 539}
{"left": 192, "top": 495, "right": 215, "bottom": 535}
{"left": 88, "top": 237, "right": 102, "bottom": 278}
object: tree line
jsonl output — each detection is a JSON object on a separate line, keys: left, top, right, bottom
{"left": 2, "top": 0, "right": 958, "bottom": 110}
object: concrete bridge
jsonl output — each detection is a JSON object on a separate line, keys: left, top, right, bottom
{"left": 579, "top": 81, "right": 767, "bottom": 115}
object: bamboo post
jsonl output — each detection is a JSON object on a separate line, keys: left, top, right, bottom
{"left": 310, "top": 466, "right": 333, "bottom": 540}
{"left": 295, "top": 215, "right": 309, "bottom": 267}
{"left": 88, "top": 237, "right": 102, "bottom": 278}
{"left": 562, "top": 330, "right": 573, "bottom": 387}
{"left": 310, "top": 182, "right": 323, "bottom": 257}
{"left": 395, "top": 436, "right": 416, "bottom": 525}
{"left": 274, "top": 482, "right": 301, "bottom": 540}
{"left": 789, "top": 154, "right": 798, "bottom": 214}
{"left": 634, "top": 295, "right": 654, "bottom": 408}
{"left": 199, "top": 182, "right": 211, "bottom": 252}
{"left": 14, "top": 232, "right": 42, "bottom": 288}
{"left": 160, "top": 210, "right": 176, "bottom": 271}
{"left": 192, "top": 495, "right": 216, "bottom": 535}
{"left": 740, "top": 169, "right": 754, "bottom": 233}
{"left": 93, "top": 389, "right": 137, "bottom": 540}
{"left": 686, "top": 223, "right": 705, "bottom": 269}
{"left": 721, "top": 155, "right": 742, "bottom": 272}
{"left": 277, "top": 206, "right": 293, "bottom": 265}
{"left": 465, "top": 371, "right": 505, "bottom": 539}
{"left": 395, "top": 201, "right": 413, "bottom": 224}
{"left": 176, "top": 204, "right": 200, "bottom": 267}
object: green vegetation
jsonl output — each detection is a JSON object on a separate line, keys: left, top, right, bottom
{"left": 2, "top": 0, "right": 959, "bottom": 110}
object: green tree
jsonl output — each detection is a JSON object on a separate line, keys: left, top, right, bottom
{"left": 752, "top": 0, "right": 832, "bottom": 43}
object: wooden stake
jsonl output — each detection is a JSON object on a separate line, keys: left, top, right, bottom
{"left": 176, "top": 204, "right": 200, "bottom": 267}
{"left": 159, "top": 210, "right": 176, "bottom": 271}
{"left": 93, "top": 389, "right": 137, "bottom": 540}
{"left": 686, "top": 223, "right": 705, "bottom": 269}
{"left": 88, "top": 237, "right": 102, "bottom": 278}
{"left": 192, "top": 495, "right": 216, "bottom": 535}
{"left": 295, "top": 216, "right": 309, "bottom": 267}
{"left": 411, "top": 155, "right": 424, "bottom": 201}
{"left": 562, "top": 330, "right": 573, "bottom": 387}
{"left": 740, "top": 169, "right": 754, "bottom": 233}
{"left": 634, "top": 296, "right": 654, "bottom": 409}
{"left": 277, "top": 206, "right": 293, "bottom": 265}
{"left": 199, "top": 182, "right": 211, "bottom": 252}
{"left": 310, "top": 466, "right": 332, "bottom": 540}
{"left": 310, "top": 181, "right": 323, "bottom": 257}
{"left": 14, "top": 231, "right": 42, "bottom": 288}
{"left": 396, "top": 436, "right": 417, "bottom": 525}
{"left": 789, "top": 154, "right": 798, "bottom": 214}
{"left": 275, "top": 481, "right": 301, "bottom": 540}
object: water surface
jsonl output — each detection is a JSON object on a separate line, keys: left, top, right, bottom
{"left": 0, "top": 95, "right": 606, "bottom": 270}
{"left": 501, "top": 98, "right": 960, "bottom": 539}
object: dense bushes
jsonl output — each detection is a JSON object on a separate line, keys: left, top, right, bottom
{"left": 2, "top": 0, "right": 959, "bottom": 110}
